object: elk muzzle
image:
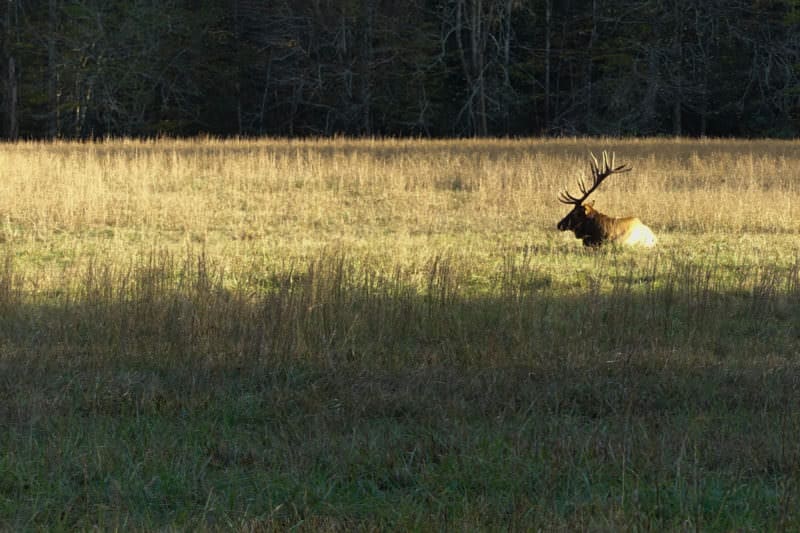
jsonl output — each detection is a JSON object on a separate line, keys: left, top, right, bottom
{"left": 557, "top": 212, "right": 574, "bottom": 231}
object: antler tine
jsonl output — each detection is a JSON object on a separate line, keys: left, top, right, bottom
{"left": 587, "top": 150, "right": 630, "bottom": 196}
{"left": 558, "top": 190, "right": 582, "bottom": 204}
{"left": 577, "top": 175, "right": 589, "bottom": 195}
{"left": 575, "top": 153, "right": 592, "bottom": 196}
{"left": 558, "top": 151, "right": 631, "bottom": 206}
{"left": 578, "top": 152, "right": 598, "bottom": 196}
{"left": 595, "top": 150, "right": 632, "bottom": 177}
{"left": 605, "top": 150, "right": 632, "bottom": 174}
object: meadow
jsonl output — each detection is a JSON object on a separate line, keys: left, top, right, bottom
{"left": 1, "top": 137, "right": 799, "bottom": 530}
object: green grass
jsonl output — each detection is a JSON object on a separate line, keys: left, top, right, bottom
{"left": 1, "top": 137, "right": 800, "bottom": 529}
{"left": 1, "top": 245, "right": 799, "bottom": 530}
{"left": 6, "top": 364, "right": 800, "bottom": 530}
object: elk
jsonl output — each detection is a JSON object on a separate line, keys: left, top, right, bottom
{"left": 557, "top": 151, "right": 656, "bottom": 247}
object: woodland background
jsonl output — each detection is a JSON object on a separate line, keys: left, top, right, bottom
{"left": 2, "top": 0, "right": 800, "bottom": 139}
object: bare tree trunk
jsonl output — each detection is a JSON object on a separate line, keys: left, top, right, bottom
{"left": 233, "top": 0, "right": 243, "bottom": 135}
{"left": 454, "top": 0, "right": 474, "bottom": 134}
{"left": 473, "top": 0, "right": 487, "bottom": 136}
{"left": 501, "top": 0, "right": 512, "bottom": 134}
{"left": 694, "top": 5, "right": 709, "bottom": 137}
{"left": 672, "top": 41, "right": 682, "bottom": 136}
{"left": 454, "top": 0, "right": 489, "bottom": 136}
{"left": 7, "top": 56, "right": 18, "bottom": 140}
{"left": 259, "top": 49, "right": 272, "bottom": 134}
{"left": 586, "top": 0, "right": 598, "bottom": 130}
{"left": 544, "top": 0, "right": 551, "bottom": 130}
{"left": 671, "top": 1, "right": 682, "bottom": 136}
{"left": 359, "top": 0, "right": 373, "bottom": 135}
{"left": 3, "top": 0, "right": 19, "bottom": 140}
{"left": 47, "top": 0, "right": 59, "bottom": 138}
{"left": 642, "top": 49, "right": 659, "bottom": 132}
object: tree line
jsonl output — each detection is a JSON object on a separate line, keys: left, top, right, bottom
{"left": 2, "top": 0, "right": 799, "bottom": 139}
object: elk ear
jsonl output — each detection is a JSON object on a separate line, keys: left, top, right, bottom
{"left": 587, "top": 200, "right": 595, "bottom": 207}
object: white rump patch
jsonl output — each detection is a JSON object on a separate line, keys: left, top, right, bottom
{"left": 622, "top": 223, "right": 657, "bottom": 247}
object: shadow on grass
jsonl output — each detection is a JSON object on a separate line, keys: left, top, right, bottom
{"left": 1, "top": 251, "right": 800, "bottom": 530}
{"left": 0, "top": 249, "right": 797, "bottom": 368}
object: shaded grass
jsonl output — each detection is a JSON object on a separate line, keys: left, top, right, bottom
{"left": 1, "top": 248, "right": 799, "bottom": 529}
{"left": 6, "top": 362, "right": 800, "bottom": 530}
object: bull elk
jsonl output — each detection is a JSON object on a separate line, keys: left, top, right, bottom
{"left": 557, "top": 151, "right": 656, "bottom": 247}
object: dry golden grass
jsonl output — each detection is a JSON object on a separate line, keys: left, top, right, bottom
{"left": 0, "top": 136, "right": 798, "bottom": 287}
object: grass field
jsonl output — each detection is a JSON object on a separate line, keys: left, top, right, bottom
{"left": 1, "top": 137, "right": 799, "bottom": 530}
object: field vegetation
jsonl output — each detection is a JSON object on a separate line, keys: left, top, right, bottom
{"left": 1, "top": 137, "right": 799, "bottom": 530}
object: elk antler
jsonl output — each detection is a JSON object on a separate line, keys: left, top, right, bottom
{"left": 558, "top": 151, "right": 632, "bottom": 205}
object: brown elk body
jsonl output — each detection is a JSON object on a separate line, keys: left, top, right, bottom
{"left": 557, "top": 152, "right": 656, "bottom": 247}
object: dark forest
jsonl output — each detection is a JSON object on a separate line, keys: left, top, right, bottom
{"left": 2, "top": 0, "right": 799, "bottom": 139}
